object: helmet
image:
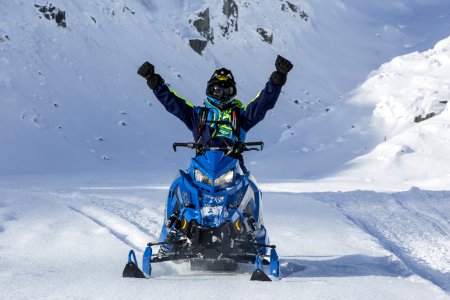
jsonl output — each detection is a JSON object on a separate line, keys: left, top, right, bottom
{"left": 206, "top": 68, "right": 237, "bottom": 109}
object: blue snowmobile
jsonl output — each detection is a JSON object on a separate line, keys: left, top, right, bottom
{"left": 123, "top": 141, "right": 280, "bottom": 281}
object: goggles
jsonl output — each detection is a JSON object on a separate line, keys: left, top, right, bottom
{"left": 206, "top": 82, "right": 236, "bottom": 101}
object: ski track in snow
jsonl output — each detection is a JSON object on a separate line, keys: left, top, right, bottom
{"left": 1, "top": 185, "right": 449, "bottom": 299}
{"left": 314, "top": 189, "right": 450, "bottom": 292}
{"left": 60, "top": 188, "right": 411, "bottom": 278}
{"left": 59, "top": 190, "right": 165, "bottom": 252}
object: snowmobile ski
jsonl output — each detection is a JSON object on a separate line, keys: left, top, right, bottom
{"left": 122, "top": 250, "right": 145, "bottom": 278}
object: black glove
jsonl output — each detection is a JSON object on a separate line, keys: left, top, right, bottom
{"left": 137, "top": 61, "right": 162, "bottom": 90}
{"left": 275, "top": 55, "right": 293, "bottom": 75}
{"left": 270, "top": 55, "right": 293, "bottom": 86}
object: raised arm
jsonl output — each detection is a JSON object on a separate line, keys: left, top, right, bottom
{"left": 138, "top": 62, "right": 196, "bottom": 131}
{"left": 240, "top": 55, "right": 293, "bottom": 131}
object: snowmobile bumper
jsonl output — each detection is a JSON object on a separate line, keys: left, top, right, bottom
{"left": 123, "top": 242, "right": 279, "bottom": 280}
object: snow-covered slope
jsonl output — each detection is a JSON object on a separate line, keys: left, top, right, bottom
{"left": 257, "top": 37, "right": 450, "bottom": 189}
{"left": 332, "top": 36, "right": 450, "bottom": 190}
{"left": 2, "top": 0, "right": 450, "bottom": 183}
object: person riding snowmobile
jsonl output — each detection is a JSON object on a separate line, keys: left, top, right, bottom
{"left": 137, "top": 55, "right": 293, "bottom": 168}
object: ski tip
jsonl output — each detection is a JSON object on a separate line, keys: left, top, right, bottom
{"left": 122, "top": 262, "right": 146, "bottom": 279}
{"left": 250, "top": 269, "right": 272, "bottom": 282}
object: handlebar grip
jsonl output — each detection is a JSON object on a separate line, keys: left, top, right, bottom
{"left": 245, "top": 141, "right": 264, "bottom": 150}
{"left": 172, "top": 143, "right": 196, "bottom": 152}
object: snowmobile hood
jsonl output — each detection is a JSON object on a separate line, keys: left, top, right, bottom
{"left": 188, "top": 150, "right": 241, "bottom": 192}
{"left": 194, "top": 150, "right": 235, "bottom": 176}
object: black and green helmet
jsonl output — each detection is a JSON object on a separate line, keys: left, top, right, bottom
{"left": 206, "top": 68, "right": 237, "bottom": 109}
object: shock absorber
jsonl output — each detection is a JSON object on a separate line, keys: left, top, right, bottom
{"left": 157, "top": 215, "right": 182, "bottom": 258}
{"left": 243, "top": 214, "right": 263, "bottom": 254}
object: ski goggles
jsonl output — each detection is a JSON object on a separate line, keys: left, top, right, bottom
{"left": 206, "top": 82, "right": 236, "bottom": 101}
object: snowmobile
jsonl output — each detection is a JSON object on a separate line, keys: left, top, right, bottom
{"left": 123, "top": 141, "right": 279, "bottom": 281}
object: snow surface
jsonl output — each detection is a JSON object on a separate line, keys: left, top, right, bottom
{"left": 1, "top": 182, "right": 449, "bottom": 299}
{"left": 1, "top": 0, "right": 450, "bottom": 299}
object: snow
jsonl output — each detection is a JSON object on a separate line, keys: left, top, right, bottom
{"left": 1, "top": 0, "right": 450, "bottom": 299}
{"left": 1, "top": 183, "right": 449, "bottom": 299}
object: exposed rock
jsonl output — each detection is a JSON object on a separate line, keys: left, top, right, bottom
{"left": 0, "top": 35, "right": 9, "bottom": 43}
{"left": 256, "top": 28, "right": 273, "bottom": 44}
{"left": 189, "top": 8, "right": 214, "bottom": 55}
{"left": 223, "top": 0, "right": 238, "bottom": 19}
{"left": 414, "top": 112, "right": 436, "bottom": 123}
{"left": 122, "top": 5, "right": 135, "bottom": 15}
{"left": 191, "top": 8, "right": 214, "bottom": 43}
{"left": 189, "top": 39, "right": 208, "bottom": 55}
{"left": 220, "top": 0, "right": 238, "bottom": 38}
{"left": 281, "top": 1, "right": 308, "bottom": 21}
{"left": 34, "top": 3, "right": 66, "bottom": 27}
{"left": 187, "top": 0, "right": 241, "bottom": 53}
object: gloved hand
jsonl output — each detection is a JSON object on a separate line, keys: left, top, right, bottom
{"left": 270, "top": 55, "right": 293, "bottom": 86}
{"left": 138, "top": 61, "right": 162, "bottom": 90}
{"left": 275, "top": 55, "right": 293, "bottom": 75}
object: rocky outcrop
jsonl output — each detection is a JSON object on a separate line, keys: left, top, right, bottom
{"left": 414, "top": 112, "right": 436, "bottom": 123}
{"left": 281, "top": 1, "right": 308, "bottom": 21}
{"left": 189, "top": 39, "right": 208, "bottom": 55}
{"left": 35, "top": 3, "right": 66, "bottom": 27}
{"left": 220, "top": 0, "right": 238, "bottom": 38}
{"left": 189, "top": 8, "right": 214, "bottom": 55}
{"left": 188, "top": 0, "right": 239, "bottom": 55}
{"left": 188, "top": 0, "right": 308, "bottom": 54}
{"left": 0, "top": 35, "right": 9, "bottom": 43}
{"left": 256, "top": 28, "right": 273, "bottom": 44}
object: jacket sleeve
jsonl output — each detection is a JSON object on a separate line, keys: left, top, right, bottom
{"left": 153, "top": 83, "right": 197, "bottom": 131}
{"left": 240, "top": 80, "right": 283, "bottom": 131}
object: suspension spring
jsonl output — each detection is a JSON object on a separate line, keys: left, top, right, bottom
{"left": 157, "top": 221, "right": 181, "bottom": 258}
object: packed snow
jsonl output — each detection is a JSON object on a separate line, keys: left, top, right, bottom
{"left": 1, "top": 182, "right": 449, "bottom": 299}
{"left": 1, "top": 0, "right": 450, "bottom": 299}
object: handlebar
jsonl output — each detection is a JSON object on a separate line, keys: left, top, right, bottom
{"left": 172, "top": 143, "right": 197, "bottom": 151}
{"left": 173, "top": 141, "right": 264, "bottom": 153}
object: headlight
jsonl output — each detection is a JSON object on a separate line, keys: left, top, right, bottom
{"left": 194, "top": 169, "right": 212, "bottom": 186}
{"left": 214, "top": 170, "right": 234, "bottom": 186}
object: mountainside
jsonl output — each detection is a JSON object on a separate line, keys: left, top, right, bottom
{"left": 1, "top": 0, "right": 450, "bottom": 185}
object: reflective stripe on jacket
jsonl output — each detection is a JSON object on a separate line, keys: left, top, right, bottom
{"left": 152, "top": 80, "right": 282, "bottom": 144}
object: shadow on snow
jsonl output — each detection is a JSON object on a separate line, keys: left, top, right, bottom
{"left": 280, "top": 255, "right": 412, "bottom": 278}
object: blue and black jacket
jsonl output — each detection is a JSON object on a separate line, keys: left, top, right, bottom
{"left": 152, "top": 79, "right": 283, "bottom": 147}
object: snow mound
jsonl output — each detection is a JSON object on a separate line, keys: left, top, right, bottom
{"left": 333, "top": 36, "right": 450, "bottom": 189}
{"left": 351, "top": 36, "right": 450, "bottom": 136}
